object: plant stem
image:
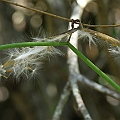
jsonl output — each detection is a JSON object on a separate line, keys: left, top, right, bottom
{"left": 67, "top": 43, "right": 120, "bottom": 93}
{"left": 0, "top": 41, "right": 120, "bottom": 92}
{"left": 0, "top": 42, "right": 68, "bottom": 50}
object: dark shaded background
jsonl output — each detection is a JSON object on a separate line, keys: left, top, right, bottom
{"left": 0, "top": 0, "right": 120, "bottom": 120}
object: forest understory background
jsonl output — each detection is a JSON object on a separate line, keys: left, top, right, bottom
{"left": 0, "top": 0, "right": 120, "bottom": 120}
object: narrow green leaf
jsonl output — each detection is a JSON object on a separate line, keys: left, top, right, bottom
{"left": 67, "top": 43, "right": 120, "bottom": 93}
{"left": 0, "top": 42, "right": 68, "bottom": 50}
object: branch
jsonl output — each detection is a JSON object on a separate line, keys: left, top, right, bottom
{"left": 77, "top": 74, "right": 120, "bottom": 100}
{"left": 52, "top": 81, "right": 71, "bottom": 120}
{"left": 67, "top": 4, "right": 92, "bottom": 120}
{"left": 68, "top": 43, "right": 120, "bottom": 93}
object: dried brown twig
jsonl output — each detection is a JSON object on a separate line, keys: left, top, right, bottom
{"left": 2, "top": 0, "right": 120, "bottom": 120}
{"left": 2, "top": 0, "right": 120, "bottom": 28}
{"left": 84, "top": 28, "right": 120, "bottom": 47}
{"left": 2, "top": 0, "right": 120, "bottom": 47}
